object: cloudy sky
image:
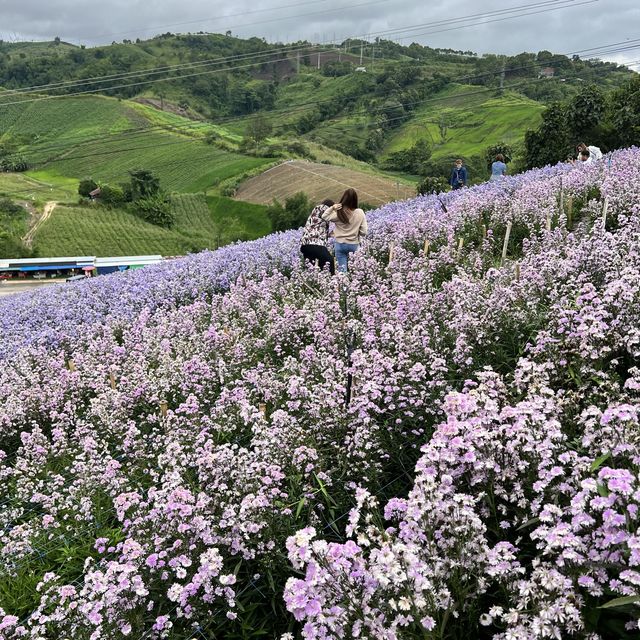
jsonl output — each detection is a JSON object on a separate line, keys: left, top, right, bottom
{"left": 2, "top": 0, "right": 639, "bottom": 68}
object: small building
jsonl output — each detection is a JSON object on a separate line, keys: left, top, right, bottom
{"left": 94, "top": 255, "right": 163, "bottom": 275}
{"left": 355, "top": 66, "right": 367, "bottom": 72}
{"left": 0, "top": 255, "right": 163, "bottom": 279}
{"left": 539, "top": 67, "right": 556, "bottom": 78}
{"left": 89, "top": 187, "right": 102, "bottom": 200}
{"left": 0, "top": 256, "right": 95, "bottom": 278}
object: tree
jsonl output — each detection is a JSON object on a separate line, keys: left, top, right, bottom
{"left": 384, "top": 138, "right": 433, "bottom": 175}
{"left": 416, "top": 176, "right": 449, "bottom": 196}
{"left": 78, "top": 178, "right": 98, "bottom": 198}
{"left": 567, "top": 84, "right": 606, "bottom": 140}
{"left": 484, "top": 142, "right": 513, "bottom": 171}
{"left": 134, "top": 195, "right": 174, "bottom": 228}
{"left": 609, "top": 75, "right": 640, "bottom": 148}
{"left": 128, "top": 169, "right": 160, "bottom": 201}
{"left": 244, "top": 115, "right": 272, "bottom": 143}
{"left": 100, "top": 184, "right": 126, "bottom": 207}
{"left": 266, "top": 192, "right": 310, "bottom": 232}
{"left": 524, "top": 102, "right": 571, "bottom": 169}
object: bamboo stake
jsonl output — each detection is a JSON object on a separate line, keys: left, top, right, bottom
{"left": 601, "top": 196, "right": 609, "bottom": 230}
{"left": 567, "top": 196, "right": 574, "bottom": 230}
{"left": 160, "top": 401, "right": 168, "bottom": 418}
{"left": 559, "top": 178, "right": 564, "bottom": 216}
{"left": 109, "top": 372, "right": 117, "bottom": 390}
{"left": 456, "top": 237, "right": 464, "bottom": 261}
{"left": 481, "top": 224, "right": 487, "bottom": 239}
{"left": 67, "top": 359, "right": 76, "bottom": 372}
{"left": 259, "top": 403, "right": 267, "bottom": 419}
{"left": 423, "top": 238, "right": 430, "bottom": 255}
{"left": 545, "top": 210, "right": 552, "bottom": 232}
{"left": 387, "top": 243, "right": 395, "bottom": 267}
{"left": 501, "top": 222, "right": 513, "bottom": 266}
{"left": 515, "top": 263, "right": 520, "bottom": 281}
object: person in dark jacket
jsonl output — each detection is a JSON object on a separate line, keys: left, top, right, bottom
{"left": 449, "top": 159, "right": 468, "bottom": 190}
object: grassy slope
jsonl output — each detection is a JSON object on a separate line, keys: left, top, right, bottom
{"left": 0, "top": 95, "right": 272, "bottom": 193}
{"left": 0, "top": 172, "right": 77, "bottom": 203}
{"left": 384, "top": 85, "right": 545, "bottom": 160}
{"left": 33, "top": 194, "right": 270, "bottom": 256}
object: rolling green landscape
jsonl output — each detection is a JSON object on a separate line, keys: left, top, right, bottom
{"left": 0, "top": 33, "right": 636, "bottom": 258}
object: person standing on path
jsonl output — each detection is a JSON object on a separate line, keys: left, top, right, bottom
{"left": 300, "top": 198, "right": 336, "bottom": 274}
{"left": 490, "top": 154, "right": 508, "bottom": 181}
{"left": 450, "top": 159, "right": 468, "bottom": 190}
{"left": 322, "top": 188, "right": 368, "bottom": 273}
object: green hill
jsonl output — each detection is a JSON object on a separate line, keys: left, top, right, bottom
{"left": 384, "top": 86, "right": 545, "bottom": 162}
{"left": 33, "top": 193, "right": 270, "bottom": 256}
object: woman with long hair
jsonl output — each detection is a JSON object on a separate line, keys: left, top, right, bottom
{"left": 300, "top": 198, "right": 335, "bottom": 274}
{"left": 322, "top": 188, "right": 368, "bottom": 273}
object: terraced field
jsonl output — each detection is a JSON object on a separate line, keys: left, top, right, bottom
{"left": 0, "top": 172, "right": 77, "bottom": 203}
{"left": 32, "top": 194, "right": 270, "bottom": 256}
{"left": 234, "top": 160, "right": 415, "bottom": 206}
{"left": 0, "top": 95, "right": 272, "bottom": 193}
{"left": 384, "top": 85, "right": 544, "bottom": 162}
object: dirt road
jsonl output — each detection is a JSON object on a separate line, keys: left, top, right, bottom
{"left": 23, "top": 201, "right": 57, "bottom": 249}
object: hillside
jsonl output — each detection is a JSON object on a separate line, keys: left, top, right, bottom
{"left": 1, "top": 150, "right": 640, "bottom": 638}
{"left": 234, "top": 160, "right": 415, "bottom": 206}
{"left": 383, "top": 86, "right": 545, "bottom": 161}
{"left": 1, "top": 33, "right": 633, "bottom": 167}
{"left": 32, "top": 194, "right": 270, "bottom": 256}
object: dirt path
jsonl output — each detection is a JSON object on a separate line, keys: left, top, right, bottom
{"left": 23, "top": 201, "right": 57, "bottom": 249}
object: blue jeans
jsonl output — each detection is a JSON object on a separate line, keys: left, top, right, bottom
{"left": 334, "top": 242, "right": 359, "bottom": 272}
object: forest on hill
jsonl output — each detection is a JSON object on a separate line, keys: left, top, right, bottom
{"left": 0, "top": 33, "right": 634, "bottom": 165}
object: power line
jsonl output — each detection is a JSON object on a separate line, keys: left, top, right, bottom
{"left": 0, "top": 0, "right": 591, "bottom": 100}
{"left": 19, "top": 38, "right": 640, "bottom": 163}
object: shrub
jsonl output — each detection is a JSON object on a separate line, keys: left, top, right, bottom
{"left": 417, "top": 176, "right": 449, "bottom": 196}
{"left": 99, "top": 184, "right": 126, "bottom": 207}
{"left": 266, "top": 191, "right": 310, "bottom": 232}
{"left": 78, "top": 178, "right": 98, "bottom": 198}
{"left": 133, "top": 195, "right": 175, "bottom": 228}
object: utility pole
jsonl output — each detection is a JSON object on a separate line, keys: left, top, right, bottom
{"left": 296, "top": 50, "right": 300, "bottom": 73}
{"left": 317, "top": 52, "right": 321, "bottom": 70}
{"left": 360, "top": 42, "right": 364, "bottom": 65}
{"left": 372, "top": 44, "right": 375, "bottom": 70}
{"left": 500, "top": 62, "right": 506, "bottom": 91}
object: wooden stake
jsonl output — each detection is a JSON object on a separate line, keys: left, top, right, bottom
{"left": 559, "top": 178, "right": 564, "bottom": 216}
{"left": 109, "top": 372, "right": 117, "bottom": 390}
{"left": 387, "top": 243, "right": 395, "bottom": 267}
{"left": 481, "top": 224, "right": 487, "bottom": 239}
{"left": 456, "top": 237, "right": 464, "bottom": 261}
{"left": 160, "top": 401, "right": 168, "bottom": 418}
{"left": 67, "top": 359, "right": 76, "bottom": 372}
{"left": 567, "top": 196, "right": 574, "bottom": 230}
{"left": 601, "top": 197, "right": 609, "bottom": 230}
{"left": 259, "top": 403, "right": 267, "bottom": 419}
{"left": 501, "top": 222, "right": 513, "bottom": 266}
{"left": 515, "top": 263, "right": 520, "bottom": 281}
{"left": 423, "top": 238, "right": 430, "bottom": 255}
{"left": 546, "top": 211, "right": 552, "bottom": 232}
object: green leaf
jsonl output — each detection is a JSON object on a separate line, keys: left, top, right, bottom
{"left": 516, "top": 516, "right": 540, "bottom": 531}
{"left": 599, "top": 595, "right": 640, "bottom": 609}
{"left": 597, "top": 483, "right": 610, "bottom": 498}
{"left": 590, "top": 452, "right": 611, "bottom": 473}
{"left": 295, "top": 497, "right": 306, "bottom": 518}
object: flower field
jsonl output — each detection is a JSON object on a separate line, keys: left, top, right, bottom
{"left": 2, "top": 149, "right": 640, "bottom": 639}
